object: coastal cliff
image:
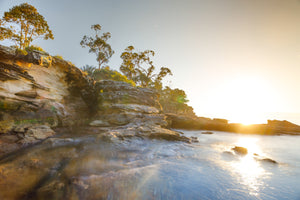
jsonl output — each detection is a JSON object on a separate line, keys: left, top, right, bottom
{"left": 166, "top": 113, "right": 300, "bottom": 135}
{"left": 0, "top": 45, "right": 99, "bottom": 155}
{"left": 0, "top": 45, "right": 190, "bottom": 156}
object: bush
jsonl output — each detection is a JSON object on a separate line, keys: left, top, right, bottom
{"left": 15, "top": 48, "right": 28, "bottom": 55}
{"left": 94, "top": 67, "right": 136, "bottom": 86}
{"left": 67, "top": 61, "right": 75, "bottom": 66}
{"left": 25, "top": 45, "right": 46, "bottom": 52}
{"left": 159, "top": 87, "right": 195, "bottom": 116}
{"left": 82, "top": 66, "right": 135, "bottom": 86}
{"left": 54, "top": 55, "right": 63, "bottom": 60}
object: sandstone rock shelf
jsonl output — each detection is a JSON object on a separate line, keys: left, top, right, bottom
{"left": 0, "top": 45, "right": 194, "bottom": 157}
{"left": 166, "top": 113, "right": 300, "bottom": 135}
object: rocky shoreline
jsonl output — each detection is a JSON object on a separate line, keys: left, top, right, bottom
{"left": 1, "top": 44, "right": 299, "bottom": 158}
{"left": 0, "top": 45, "right": 193, "bottom": 157}
{"left": 166, "top": 113, "right": 300, "bottom": 135}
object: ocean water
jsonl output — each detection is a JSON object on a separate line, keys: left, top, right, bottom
{"left": 179, "top": 130, "right": 300, "bottom": 200}
{"left": 0, "top": 130, "right": 300, "bottom": 199}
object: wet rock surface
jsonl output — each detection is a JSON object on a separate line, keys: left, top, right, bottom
{"left": 232, "top": 146, "right": 248, "bottom": 155}
{"left": 0, "top": 129, "right": 194, "bottom": 200}
{"left": 202, "top": 131, "right": 213, "bottom": 134}
{"left": 253, "top": 153, "right": 278, "bottom": 164}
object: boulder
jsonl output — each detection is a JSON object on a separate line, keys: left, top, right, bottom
{"left": 202, "top": 131, "right": 213, "bottom": 134}
{"left": 253, "top": 154, "right": 278, "bottom": 164}
{"left": 232, "top": 146, "right": 248, "bottom": 155}
{"left": 260, "top": 158, "right": 278, "bottom": 164}
{"left": 89, "top": 120, "right": 110, "bottom": 127}
{"left": 25, "top": 125, "right": 55, "bottom": 140}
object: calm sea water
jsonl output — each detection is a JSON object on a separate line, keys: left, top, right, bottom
{"left": 178, "top": 130, "right": 300, "bottom": 200}
{"left": 0, "top": 130, "right": 300, "bottom": 199}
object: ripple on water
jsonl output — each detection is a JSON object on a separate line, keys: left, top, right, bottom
{"left": 0, "top": 131, "right": 300, "bottom": 199}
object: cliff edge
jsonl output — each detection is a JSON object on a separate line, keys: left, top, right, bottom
{"left": 0, "top": 45, "right": 192, "bottom": 156}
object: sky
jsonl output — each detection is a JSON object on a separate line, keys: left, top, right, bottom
{"left": 1, "top": 0, "right": 300, "bottom": 125}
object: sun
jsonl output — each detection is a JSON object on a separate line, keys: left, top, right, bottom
{"left": 217, "top": 76, "right": 278, "bottom": 125}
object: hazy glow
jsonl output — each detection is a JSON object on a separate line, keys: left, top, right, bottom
{"left": 235, "top": 137, "right": 262, "bottom": 155}
{"left": 204, "top": 76, "right": 280, "bottom": 125}
{"left": 231, "top": 155, "right": 265, "bottom": 196}
{"left": 228, "top": 77, "right": 268, "bottom": 124}
{"left": 0, "top": 0, "right": 299, "bottom": 124}
{"left": 231, "top": 137, "right": 269, "bottom": 196}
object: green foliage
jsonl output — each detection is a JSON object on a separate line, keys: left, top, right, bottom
{"left": 120, "top": 45, "right": 172, "bottom": 89}
{"left": 94, "top": 66, "right": 135, "bottom": 86}
{"left": 15, "top": 48, "right": 28, "bottom": 55}
{"left": 0, "top": 3, "right": 54, "bottom": 50}
{"left": 67, "top": 61, "right": 75, "bottom": 66}
{"left": 54, "top": 55, "right": 63, "bottom": 60}
{"left": 81, "top": 65, "right": 135, "bottom": 86}
{"left": 159, "top": 87, "right": 195, "bottom": 116}
{"left": 0, "top": 18, "right": 13, "bottom": 40}
{"left": 81, "top": 65, "right": 95, "bottom": 76}
{"left": 80, "top": 24, "right": 114, "bottom": 69}
{"left": 25, "top": 45, "right": 45, "bottom": 52}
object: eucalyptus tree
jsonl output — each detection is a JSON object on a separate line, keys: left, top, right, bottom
{"left": 0, "top": 3, "right": 54, "bottom": 49}
{"left": 80, "top": 24, "right": 114, "bottom": 69}
{"left": 120, "top": 45, "right": 172, "bottom": 89}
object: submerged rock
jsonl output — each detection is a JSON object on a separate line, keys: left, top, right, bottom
{"left": 260, "top": 158, "right": 278, "bottom": 164}
{"left": 232, "top": 146, "right": 248, "bottom": 155}
{"left": 253, "top": 154, "right": 278, "bottom": 164}
{"left": 201, "top": 131, "right": 213, "bottom": 134}
{"left": 190, "top": 136, "right": 199, "bottom": 143}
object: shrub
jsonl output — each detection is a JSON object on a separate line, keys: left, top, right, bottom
{"left": 54, "top": 55, "right": 63, "bottom": 60}
{"left": 25, "top": 45, "right": 46, "bottom": 52}
{"left": 15, "top": 48, "right": 28, "bottom": 55}
{"left": 81, "top": 65, "right": 135, "bottom": 86}
{"left": 67, "top": 61, "right": 75, "bottom": 66}
{"left": 93, "top": 66, "right": 135, "bottom": 86}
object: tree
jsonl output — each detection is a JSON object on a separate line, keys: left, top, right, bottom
{"left": 120, "top": 45, "right": 172, "bottom": 89}
{"left": 159, "top": 87, "right": 195, "bottom": 115}
{"left": 81, "top": 65, "right": 96, "bottom": 77}
{"left": 152, "top": 67, "right": 173, "bottom": 90}
{"left": 0, "top": 3, "right": 54, "bottom": 49}
{"left": 0, "top": 19, "right": 12, "bottom": 40}
{"left": 80, "top": 24, "right": 114, "bottom": 69}
{"left": 120, "top": 46, "right": 139, "bottom": 80}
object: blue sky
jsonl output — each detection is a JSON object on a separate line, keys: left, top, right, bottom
{"left": 1, "top": 0, "right": 300, "bottom": 124}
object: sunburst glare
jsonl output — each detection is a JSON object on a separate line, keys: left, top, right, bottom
{"left": 230, "top": 137, "right": 270, "bottom": 196}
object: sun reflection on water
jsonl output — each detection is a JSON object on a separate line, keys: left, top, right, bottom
{"left": 235, "top": 137, "right": 262, "bottom": 155}
{"left": 230, "top": 137, "right": 271, "bottom": 196}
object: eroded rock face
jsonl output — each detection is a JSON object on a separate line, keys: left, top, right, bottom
{"left": 92, "top": 80, "right": 165, "bottom": 127}
{"left": 88, "top": 80, "right": 191, "bottom": 142}
{"left": 97, "top": 80, "right": 161, "bottom": 109}
{"left": 0, "top": 45, "right": 194, "bottom": 156}
{"left": 0, "top": 45, "right": 97, "bottom": 155}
